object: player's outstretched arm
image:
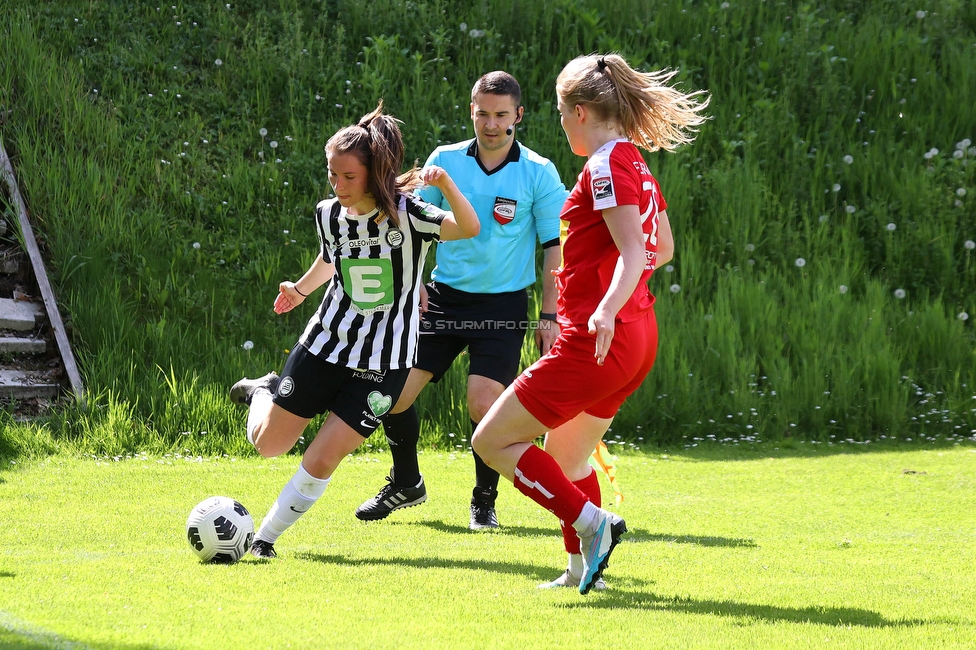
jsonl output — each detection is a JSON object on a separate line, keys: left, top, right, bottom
{"left": 274, "top": 255, "right": 335, "bottom": 314}
{"left": 421, "top": 165, "right": 480, "bottom": 241}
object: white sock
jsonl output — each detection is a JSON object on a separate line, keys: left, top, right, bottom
{"left": 567, "top": 553, "right": 584, "bottom": 578}
{"left": 255, "top": 463, "right": 331, "bottom": 544}
{"left": 246, "top": 388, "right": 274, "bottom": 446}
{"left": 571, "top": 501, "right": 601, "bottom": 536}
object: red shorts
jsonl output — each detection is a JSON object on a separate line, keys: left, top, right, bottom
{"left": 513, "top": 308, "right": 658, "bottom": 429}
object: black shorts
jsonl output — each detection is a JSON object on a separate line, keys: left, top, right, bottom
{"left": 415, "top": 282, "right": 529, "bottom": 386}
{"left": 273, "top": 345, "right": 410, "bottom": 437}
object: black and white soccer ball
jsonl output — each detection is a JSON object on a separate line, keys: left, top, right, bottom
{"left": 186, "top": 496, "right": 255, "bottom": 564}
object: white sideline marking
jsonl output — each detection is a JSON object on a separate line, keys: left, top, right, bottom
{"left": 0, "top": 610, "right": 94, "bottom": 650}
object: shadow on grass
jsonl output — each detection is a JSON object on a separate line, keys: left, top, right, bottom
{"left": 298, "top": 551, "right": 555, "bottom": 581}
{"left": 558, "top": 589, "right": 930, "bottom": 628}
{"left": 629, "top": 532, "right": 758, "bottom": 548}
{"left": 411, "top": 520, "right": 757, "bottom": 548}
{"left": 0, "top": 571, "right": 15, "bottom": 578}
{"left": 297, "top": 551, "right": 653, "bottom": 589}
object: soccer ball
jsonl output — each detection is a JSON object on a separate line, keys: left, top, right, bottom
{"left": 186, "top": 496, "right": 255, "bottom": 564}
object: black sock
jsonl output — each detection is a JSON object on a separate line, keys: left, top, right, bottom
{"left": 382, "top": 405, "right": 421, "bottom": 487}
{"left": 471, "top": 418, "right": 500, "bottom": 498}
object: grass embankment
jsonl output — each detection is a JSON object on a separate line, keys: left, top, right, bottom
{"left": 0, "top": 1, "right": 974, "bottom": 455}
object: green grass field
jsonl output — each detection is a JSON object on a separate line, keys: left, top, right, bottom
{"left": 2, "top": 445, "right": 975, "bottom": 649}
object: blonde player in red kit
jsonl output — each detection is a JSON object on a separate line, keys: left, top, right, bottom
{"left": 473, "top": 53, "right": 709, "bottom": 594}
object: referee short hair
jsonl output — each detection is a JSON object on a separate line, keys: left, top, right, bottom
{"left": 471, "top": 71, "right": 521, "bottom": 105}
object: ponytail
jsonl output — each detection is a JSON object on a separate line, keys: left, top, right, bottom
{"left": 556, "top": 53, "right": 710, "bottom": 152}
{"left": 326, "top": 100, "right": 423, "bottom": 227}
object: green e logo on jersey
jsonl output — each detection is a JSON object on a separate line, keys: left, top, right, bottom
{"left": 341, "top": 258, "right": 395, "bottom": 313}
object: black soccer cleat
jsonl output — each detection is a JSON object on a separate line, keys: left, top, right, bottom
{"left": 469, "top": 486, "right": 499, "bottom": 530}
{"left": 249, "top": 539, "right": 277, "bottom": 559}
{"left": 355, "top": 469, "right": 427, "bottom": 521}
{"left": 230, "top": 372, "right": 280, "bottom": 406}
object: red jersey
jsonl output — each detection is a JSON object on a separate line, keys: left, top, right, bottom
{"left": 556, "top": 139, "right": 667, "bottom": 327}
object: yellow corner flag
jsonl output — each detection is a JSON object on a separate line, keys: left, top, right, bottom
{"left": 589, "top": 440, "right": 623, "bottom": 506}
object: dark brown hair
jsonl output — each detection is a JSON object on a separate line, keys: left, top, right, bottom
{"left": 325, "top": 101, "right": 422, "bottom": 226}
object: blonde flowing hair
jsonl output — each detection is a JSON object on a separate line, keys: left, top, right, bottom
{"left": 556, "top": 53, "right": 710, "bottom": 152}
{"left": 325, "top": 100, "right": 423, "bottom": 227}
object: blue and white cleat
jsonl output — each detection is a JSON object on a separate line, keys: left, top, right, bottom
{"left": 578, "top": 510, "right": 627, "bottom": 595}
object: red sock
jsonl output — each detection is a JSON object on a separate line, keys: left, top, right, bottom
{"left": 561, "top": 469, "right": 601, "bottom": 553}
{"left": 513, "top": 445, "right": 588, "bottom": 525}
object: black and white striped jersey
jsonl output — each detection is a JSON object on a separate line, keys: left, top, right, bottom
{"left": 298, "top": 195, "right": 446, "bottom": 370}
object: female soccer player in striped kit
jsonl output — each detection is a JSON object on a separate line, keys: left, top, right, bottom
{"left": 230, "top": 102, "right": 479, "bottom": 558}
{"left": 473, "top": 54, "right": 709, "bottom": 593}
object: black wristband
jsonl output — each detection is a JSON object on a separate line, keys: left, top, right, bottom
{"left": 539, "top": 312, "right": 557, "bottom": 321}
{"left": 294, "top": 285, "right": 308, "bottom": 297}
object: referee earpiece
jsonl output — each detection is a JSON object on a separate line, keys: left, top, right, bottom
{"left": 506, "top": 107, "right": 524, "bottom": 136}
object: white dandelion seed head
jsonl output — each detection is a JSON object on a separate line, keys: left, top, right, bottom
{"left": 894, "top": 288, "right": 906, "bottom": 299}
{"left": 242, "top": 340, "right": 254, "bottom": 351}
{"left": 257, "top": 151, "right": 264, "bottom": 159}
{"left": 916, "top": 10, "right": 926, "bottom": 18}
{"left": 957, "top": 188, "right": 967, "bottom": 197}
{"left": 819, "top": 214, "right": 829, "bottom": 222}
{"left": 665, "top": 264, "right": 675, "bottom": 273}
{"left": 843, "top": 155, "right": 854, "bottom": 164}
{"left": 721, "top": 1, "right": 730, "bottom": 7}
{"left": 832, "top": 184, "right": 841, "bottom": 192}
{"left": 459, "top": 22, "right": 467, "bottom": 31}
{"left": 795, "top": 258, "right": 806, "bottom": 268}
{"left": 887, "top": 223, "right": 897, "bottom": 231}
{"left": 192, "top": 242, "right": 201, "bottom": 249}
{"left": 270, "top": 141, "right": 278, "bottom": 149}
{"left": 670, "top": 284, "right": 681, "bottom": 293}
{"left": 214, "top": 59, "right": 222, "bottom": 66}
{"left": 745, "top": 243, "right": 755, "bottom": 252}
{"left": 959, "top": 312, "right": 970, "bottom": 321}
{"left": 747, "top": 258, "right": 755, "bottom": 266}
{"left": 955, "top": 150, "right": 965, "bottom": 159}
{"left": 839, "top": 285, "right": 849, "bottom": 294}
{"left": 958, "top": 139, "right": 972, "bottom": 149}
{"left": 259, "top": 127, "right": 268, "bottom": 137}
{"left": 846, "top": 205, "right": 857, "bottom": 213}
{"left": 964, "top": 240, "right": 975, "bottom": 250}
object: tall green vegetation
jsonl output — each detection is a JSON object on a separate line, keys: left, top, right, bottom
{"left": 0, "top": 0, "right": 973, "bottom": 455}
